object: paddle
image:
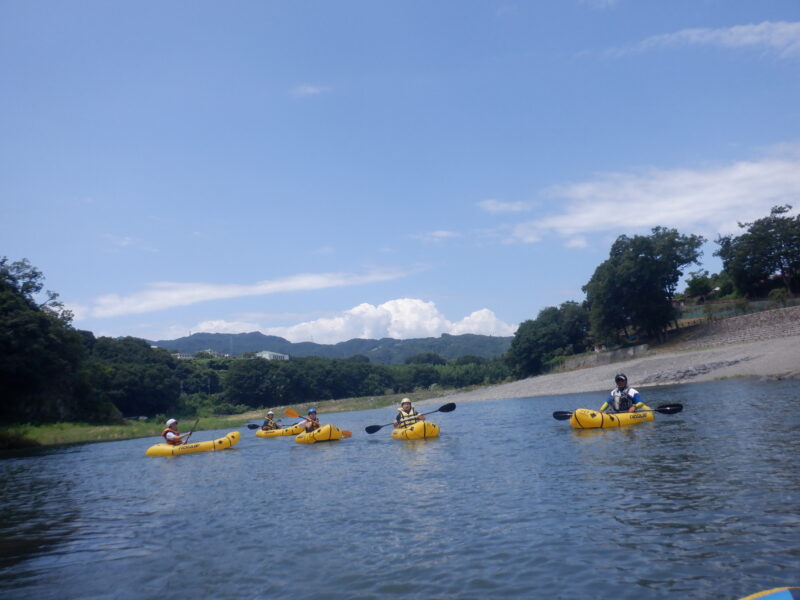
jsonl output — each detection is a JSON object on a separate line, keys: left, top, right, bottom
{"left": 184, "top": 418, "right": 200, "bottom": 442}
{"left": 552, "top": 403, "right": 683, "bottom": 421}
{"left": 284, "top": 408, "right": 352, "bottom": 437}
{"left": 365, "top": 402, "right": 457, "bottom": 434}
{"left": 246, "top": 419, "right": 283, "bottom": 430}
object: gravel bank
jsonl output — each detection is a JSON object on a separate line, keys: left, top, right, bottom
{"left": 426, "top": 335, "right": 800, "bottom": 405}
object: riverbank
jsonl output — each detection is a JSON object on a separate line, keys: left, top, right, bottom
{"left": 5, "top": 329, "right": 798, "bottom": 450}
{"left": 426, "top": 334, "right": 800, "bottom": 406}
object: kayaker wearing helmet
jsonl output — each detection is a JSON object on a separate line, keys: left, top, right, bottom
{"left": 393, "top": 398, "right": 425, "bottom": 429}
{"left": 261, "top": 410, "right": 281, "bottom": 431}
{"left": 600, "top": 374, "right": 644, "bottom": 413}
{"left": 303, "top": 408, "right": 321, "bottom": 432}
{"left": 162, "top": 418, "right": 191, "bottom": 445}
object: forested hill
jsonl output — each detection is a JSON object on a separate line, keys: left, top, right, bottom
{"left": 150, "top": 332, "right": 513, "bottom": 364}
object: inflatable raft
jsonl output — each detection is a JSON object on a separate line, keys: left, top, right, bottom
{"left": 570, "top": 405, "right": 654, "bottom": 429}
{"left": 256, "top": 424, "right": 305, "bottom": 438}
{"left": 146, "top": 431, "right": 240, "bottom": 456}
{"left": 391, "top": 420, "right": 439, "bottom": 440}
{"left": 295, "top": 424, "right": 343, "bottom": 444}
{"left": 740, "top": 588, "right": 800, "bottom": 600}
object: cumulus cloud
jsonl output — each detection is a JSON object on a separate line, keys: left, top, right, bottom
{"left": 508, "top": 152, "right": 800, "bottom": 244}
{"left": 607, "top": 21, "right": 800, "bottom": 59}
{"left": 85, "top": 269, "right": 409, "bottom": 318}
{"left": 229, "top": 298, "right": 518, "bottom": 344}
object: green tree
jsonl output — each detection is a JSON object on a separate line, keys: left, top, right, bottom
{"left": 505, "top": 301, "right": 589, "bottom": 378}
{"left": 404, "top": 352, "right": 447, "bottom": 366}
{"left": 0, "top": 258, "right": 101, "bottom": 423}
{"left": 715, "top": 205, "right": 800, "bottom": 297}
{"left": 684, "top": 269, "right": 713, "bottom": 298}
{"left": 85, "top": 337, "right": 180, "bottom": 417}
{"left": 583, "top": 227, "right": 705, "bottom": 343}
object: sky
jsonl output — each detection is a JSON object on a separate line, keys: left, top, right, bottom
{"left": 2, "top": 0, "right": 800, "bottom": 344}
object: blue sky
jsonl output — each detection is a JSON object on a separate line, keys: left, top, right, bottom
{"left": 3, "top": 0, "right": 800, "bottom": 344}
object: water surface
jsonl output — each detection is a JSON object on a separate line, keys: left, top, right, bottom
{"left": 1, "top": 378, "right": 798, "bottom": 599}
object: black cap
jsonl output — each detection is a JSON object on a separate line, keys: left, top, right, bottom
{"left": 614, "top": 373, "right": 627, "bottom": 382}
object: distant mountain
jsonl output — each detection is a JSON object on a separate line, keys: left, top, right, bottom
{"left": 150, "top": 331, "right": 512, "bottom": 364}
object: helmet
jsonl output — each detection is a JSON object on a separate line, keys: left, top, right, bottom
{"left": 308, "top": 408, "right": 317, "bottom": 414}
{"left": 166, "top": 418, "right": 177, "bottom": 427}
{"left": 614, "top": 373, "right": 628, "bottom": 383}
{"left": 400, "top": 397, "right": 412, "bottom": 405}
{"left": 267, "top": 411, "right": 274, "bottom": 416}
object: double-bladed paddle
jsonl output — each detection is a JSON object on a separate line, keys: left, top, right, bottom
{"left": 364, "top": 402, "right": 457, "bottom": 434}
{"left": 284, "top": 408, "right": 352, "bottom": 437}
{"left": 245, "top": 419, "right": 283, "bottom": 430}
{"left": 184, "top": 418, "right": 200, "bottom": 442}
{"left": 552, "top": 403, "right": 683, "bottom": 421}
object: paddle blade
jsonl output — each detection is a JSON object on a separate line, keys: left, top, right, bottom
{"left": 552, "top": 411, "right": 573, "bottom": 421}
{"left": 438, "top": 402, "right": 456, "bottom": 413}
{"left": 365, "top": 425, "right": 382, "bottom": 434}
{"left": 285, "top": 408, "right": 299, "bottom": 418}
{"left": 655, "top": 404, "right": 683, "bottom": 415}
{"left": 341, "top": 430, "right": 352, "bottom": 438}
{"left": 246, "top": 424, "right": 260, "bottom": 429}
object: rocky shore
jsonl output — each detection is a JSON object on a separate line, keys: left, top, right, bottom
{"left": 430, "top": 308, "right": 800, "bottom": 405}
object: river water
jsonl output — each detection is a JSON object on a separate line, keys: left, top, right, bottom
{"left": 1, "top": 378, "right": 798, "bottom": 600}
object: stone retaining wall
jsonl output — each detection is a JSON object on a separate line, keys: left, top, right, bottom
{"left": 670, "top": 305, "right": 800, "bottom": 351}
{"left": 552, "top": 305, "right": 800, "bottom": 372}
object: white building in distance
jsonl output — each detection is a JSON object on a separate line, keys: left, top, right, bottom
{"left": 255, "top": 350, "right": 290, "bottom": 361}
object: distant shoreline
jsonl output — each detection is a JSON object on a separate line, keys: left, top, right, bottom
{"left": 5, "top": 333, "right": 798, "bottom": 451}
{"left": 428, "top": 335, "right": 800, "bottom": 406}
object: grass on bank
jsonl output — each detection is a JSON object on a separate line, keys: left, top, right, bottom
{"left": 0, "top": 388, "right": 461, "bottom": 451}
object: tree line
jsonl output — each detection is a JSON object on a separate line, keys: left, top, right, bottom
{"left": 0, "top": 260, "right": 509, "bottom": 424}
{"left": 506, "top": 205, "right": 799, "bottom": 378}
{"left": 2, "top": 205, "right": 797, "bottom": 424}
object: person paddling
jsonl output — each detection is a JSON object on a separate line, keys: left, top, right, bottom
{"left": 302, "top": 408, "right": 321, "bottom": 432}
{"left": 162, "top": 418, "right": 191, "bottom": 445}
{"left": 261, "top": 410, "right": 281, "bottom": 431}
{"left": 600, "top": 374, "right": 644, "bottom": 414}
{"left": 393, "top": 398, "right": 425, "bottom": 429}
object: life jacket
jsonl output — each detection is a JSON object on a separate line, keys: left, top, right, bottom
{"left": 305, "top": 416, "right": 320, "bottom": 432}
{"left": 262, "top": 417, "right": 279, "bottom": 431}
{"left": 610, "top": 387, "right": 637, "bottom": 412}
{"left": 162, "top": 426, "right": 182, "bottom": 445}
{"left": 396, "top": 407, "right": 420, "bottom": 428}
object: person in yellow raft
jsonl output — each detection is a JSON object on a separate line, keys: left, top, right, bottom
{"left": 261, "top": 410, "right": 281, "bottom": 431}
{"left": 600, "top": 373, "right": 645, "bottom": 413}
{"left": 302, "top": 407, "right": 321, "bottom": 432}
{"left": 162, "top": 418, "right": 192, "bottom": 446}
{"left": 393, "top": 398, "right": 426, "bottom": 429}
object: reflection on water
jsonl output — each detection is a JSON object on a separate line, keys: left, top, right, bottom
{"left": 1, "top": 378, "right": 798, "bottom": 599}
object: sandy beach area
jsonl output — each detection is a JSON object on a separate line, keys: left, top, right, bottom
{"left": 429, "top": 335, "right": 800, "bottom": 405}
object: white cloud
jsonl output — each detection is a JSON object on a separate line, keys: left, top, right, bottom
{"left": 291, "top": 84, "right": 329, "bottom": 98}
{"left": 609, "top": 21, "right": 800, "bottom": 59}
{"left": 84, "top": 269, "right": 409, "bottom": 318}
{"left": 193, "top": 319, "right": 262, "bottom": 334}
{"left": 413, "top": 230, "right": 461, "bottom": 243}
{"left": 102, "top": 233, "right": 159, "bottom": 253}
{"left": 478, "top": 199, "right": 533, "bottom": 213}
{"left": 508, "top": 151, "right": 800, "bottom": 244}
{"left": 261, "top": 298, "right": 516, "bottom": 344}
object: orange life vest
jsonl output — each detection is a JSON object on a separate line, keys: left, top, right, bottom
{"left": 162, "top": 426, "right": 182, "bottom": 445}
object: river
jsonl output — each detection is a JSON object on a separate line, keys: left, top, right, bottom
{"left": 1, "top": 378, "right": 798, "bottom": 600}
